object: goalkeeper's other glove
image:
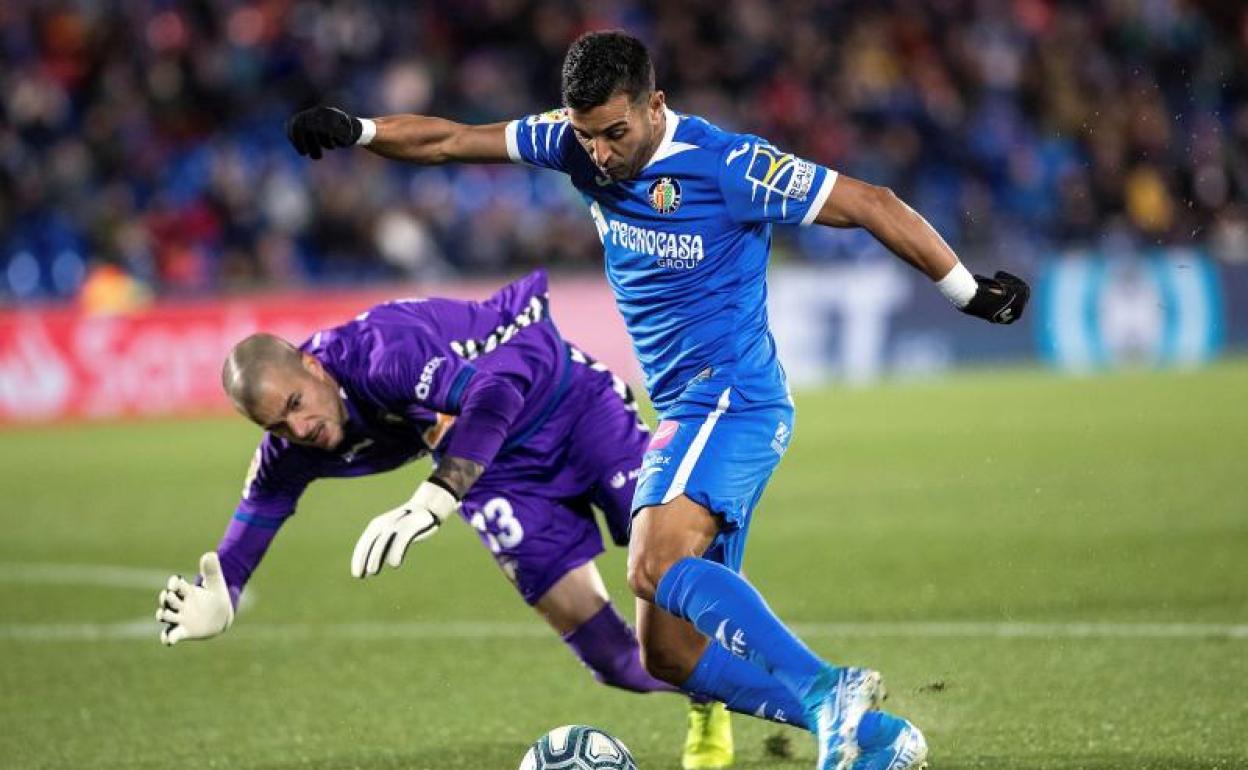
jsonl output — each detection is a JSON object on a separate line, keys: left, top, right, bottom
{"left": 351, "top": 481, "right": 459, "bottom": 579}
{"left": 961, "top": 271, "right": 1030, "bottom": 324}
{"left": 286, "top": 106, "right": 362, "bottom": 160}
{"left": 156, "top": 552, "right": 234, "bottom": 646}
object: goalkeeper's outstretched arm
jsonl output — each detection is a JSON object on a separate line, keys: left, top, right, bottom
{"left": 286, "top": 105, "right": 510, "bottom": 164}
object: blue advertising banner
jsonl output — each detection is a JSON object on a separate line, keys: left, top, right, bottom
{"left": 1035, "top": 250, "right": 1222, "bottom": 372}
{"left": 767, "top": 250, "right": 1237, "bottom": 387}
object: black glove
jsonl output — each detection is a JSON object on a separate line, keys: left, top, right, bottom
{"left": 286, "top": 106, "right": 362, "bottom": 160}
{"left": 961, "top": 271, "right": 1030, "bottom": 324}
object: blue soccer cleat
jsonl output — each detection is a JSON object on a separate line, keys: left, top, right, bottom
{"left": 807, "top": 666, "right": 886, "bottom": 770}
{"left": 852, "top": 713, "right": 928, "bottom": 770}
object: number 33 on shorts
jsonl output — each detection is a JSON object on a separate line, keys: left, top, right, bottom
{"left": 468, "top": 496, "right": 525, "bottom": 552}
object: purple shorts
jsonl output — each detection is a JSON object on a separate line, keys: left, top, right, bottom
{"left": 457, "top": 348, "right": 649, "bottom": 604}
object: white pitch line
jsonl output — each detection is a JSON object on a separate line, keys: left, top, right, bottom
{"left": 791, "top": 621, "right": 1248, "bottom": 639}
{"left": 1, "top": 620, "right": 1245, "bottom": 643}
{"left": 0, "top": 561, "right": 201, "bottom": 640}
{"left": 0, "top": 563, "right": 175, "bottom": 590}
{"left": 1, "top": 561, "right": 1243, "bottom": 643}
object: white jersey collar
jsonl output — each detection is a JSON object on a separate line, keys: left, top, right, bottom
{"left": 643, "top": 107, "right": 695, "bottom": 170}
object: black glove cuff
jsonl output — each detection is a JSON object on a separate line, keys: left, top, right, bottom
{"left": 425, "top": 475, "right": 461, "bottom": 501}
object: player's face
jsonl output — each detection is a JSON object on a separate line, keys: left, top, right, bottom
{"left": 569, "top": 90, "right": 666, "bottom": 180}
{"left": 245, "top": 355, "right": 347, "bottom": 451}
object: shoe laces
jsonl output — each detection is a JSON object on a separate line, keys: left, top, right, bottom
{"left": 686, "top": 703, "right": 715, "bottom": 742}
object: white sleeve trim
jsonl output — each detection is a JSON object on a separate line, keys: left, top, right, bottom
{"left": 504, "top": 120, "right": 522, "bottom": 163}
{"left": 800, "top": 170, "right": 838, "bottom": 226}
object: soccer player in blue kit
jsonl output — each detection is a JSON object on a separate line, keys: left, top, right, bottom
{"left": 286, "top": 31, "right": 1029, "bottom": 770}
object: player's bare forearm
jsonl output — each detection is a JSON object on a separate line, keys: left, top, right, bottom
{"left": 430, "top": 455, "right": 484, "bottom": 498}
{"left": 815, "top": 175, "right": 958, "bottom": 281}
{"left": 368, "top": 116, "right": 511, "bottom": 165}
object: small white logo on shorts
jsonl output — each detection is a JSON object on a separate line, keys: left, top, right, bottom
{"left": 770, "top": 422, "right": 791, "bottom": 455}
{"left": 610, "top": 467, "right": 643, "bottom": 489}
{"left": 637, "top": 466, "right": 664, "bottom": 486}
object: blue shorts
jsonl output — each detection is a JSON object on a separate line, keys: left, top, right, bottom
{"left": 631, "top": 385, "right": 795, "bottom": 572}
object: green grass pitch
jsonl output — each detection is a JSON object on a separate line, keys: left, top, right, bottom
{"left": 1, "top": 362, "right": 1245, "bottom": 770}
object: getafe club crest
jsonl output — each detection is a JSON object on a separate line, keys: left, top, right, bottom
{"left": 648, "top": 176, "right": 682, "bottom": 214}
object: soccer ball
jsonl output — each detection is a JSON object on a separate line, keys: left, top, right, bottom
{"left": 518, "top": 725, "right": 637, "bottom": 770}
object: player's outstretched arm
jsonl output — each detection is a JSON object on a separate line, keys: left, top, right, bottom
{"left": 815, "top": 175, "right": 1029, "bottom": 324}
{"left": 286, "top": 105, "right": 510, "bottom": 164}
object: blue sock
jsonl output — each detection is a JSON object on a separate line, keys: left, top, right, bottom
{"left": 683, "top": 642, "right": 811, "bottom": 730}
{"left": 655, "top": 557, "right": 828, "bottom": 707}
{"left": 856, "top": 712, "right": 907, "bottom": 749}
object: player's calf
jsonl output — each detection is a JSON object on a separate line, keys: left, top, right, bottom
{"left": 636, "top": 629, "right": 707, "bottom": 685}
{"left": 635, "top": 593, "right": 715, "bottom": 686}
{"left": 562, "top": 603, "right": 677, "bottom": 694}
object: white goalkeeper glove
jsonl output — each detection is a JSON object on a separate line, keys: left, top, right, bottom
{"left": 155, "top": 551, "right": 234, "bottom": 646}
{"left": 350, "top": 481, "right": 458, "bottom": 579}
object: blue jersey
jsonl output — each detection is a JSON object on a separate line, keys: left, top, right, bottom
{"left": 507, "top": 107, "right": 837, "bottom": 412}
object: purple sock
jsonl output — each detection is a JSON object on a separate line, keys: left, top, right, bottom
{"left": 563, "top": 603, "right": 679, "bottom": 694}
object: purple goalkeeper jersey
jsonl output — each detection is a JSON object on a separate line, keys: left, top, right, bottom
{"left": 216, "top": 270, "right": 581, "bottom": 605}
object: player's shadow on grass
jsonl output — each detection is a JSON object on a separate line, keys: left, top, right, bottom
{"left": 250, "top": 741, "right": 522, "bottom": 770}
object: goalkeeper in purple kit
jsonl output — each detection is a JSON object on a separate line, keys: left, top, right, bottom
{"left": 156, "top": 271, "right": 679, "bottom": 700}
{"left": 283, "top": 30, "right": 1030, "bottom": 770}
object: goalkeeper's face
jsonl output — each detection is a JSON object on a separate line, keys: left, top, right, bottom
{"left": 569, "top": 90, "right": 666, "bottom": 181}
{"left": 243, "top": 354, "right": 348, "bottom": 451}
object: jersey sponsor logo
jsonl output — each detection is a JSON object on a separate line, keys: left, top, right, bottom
{"left": 647, "top": 176, "right": 682, "bottom": 214}
{"left": 607, "top": 220, "right": 704, "bottom": 269}
{"left": 648, "top": 419, "right": 680, "bottom": 450}
{"left": 786, "top": 158, "right": 815, "bottom": 200}
{"left": 414, "top": 356, "right": 445, "bottom": 400}
{"left": 745, "top": 143, "right": 816, "bottom": 202}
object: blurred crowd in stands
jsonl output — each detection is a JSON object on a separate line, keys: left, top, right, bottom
{"left": 1, "top": 0, "right": 1246, "bottom": 304}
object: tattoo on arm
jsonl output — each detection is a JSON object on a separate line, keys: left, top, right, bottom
{"left": 431, "top": 456, "right": 484, "bottom": 499}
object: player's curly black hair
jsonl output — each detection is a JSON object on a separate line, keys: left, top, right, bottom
{"left": 561, "top": 30, "right": 655, "bottom": 110}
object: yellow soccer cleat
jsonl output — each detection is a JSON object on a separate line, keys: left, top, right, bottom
{"left": 682, "top": 701, "right": 734, "bottom": 769}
